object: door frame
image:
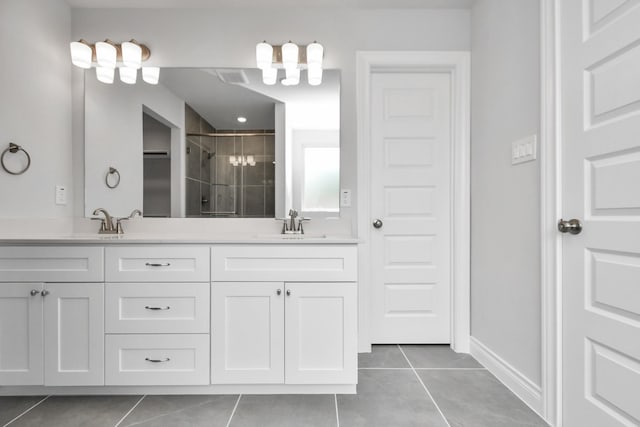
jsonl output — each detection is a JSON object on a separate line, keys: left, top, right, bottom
{"left": 355, "top": 51, "right": 471, "bottom": 353}
{"left": 540, "top": 0, "right": 561, "bottom": 425}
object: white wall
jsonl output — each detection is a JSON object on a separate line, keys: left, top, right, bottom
{"left": 470, "top": 0, "right": 541, "bottom": 386}
{"left": 71, "top": 6, "right": 471, "bottom": 229}
{"left": 0, "top": 0, "right": 71, "bottom": 218}
{"left": 84, "top": 73, "right": 185, "bottom": 217}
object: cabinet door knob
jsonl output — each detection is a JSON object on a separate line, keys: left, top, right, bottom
{"left": 30, "top": 289, "right": 40, "bottom": 296}
{"left": 277, "top": 289, "right": 282, "bottom": 295}
{"left": 286, "top": 289, "right": 291, "bottom": 296}
{"left": 41, "top": 290, "right": 50, "bottom": 297}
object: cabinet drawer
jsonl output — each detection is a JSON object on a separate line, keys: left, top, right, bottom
{"left": 105, "top": 334, "right": 209, "bottom": 385}
{"left": 0, "top": 246, "right": 104, "bottom": 282}
{"left": 211, "top": 245, "right": 357, "bottom": 282}
{"left": 105, "top": 246, "right": 210, "bottom": 282}
{"left": 105, "top": 283, "right": 209, "bottom": 334}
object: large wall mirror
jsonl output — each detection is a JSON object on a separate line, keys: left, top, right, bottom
{"left": 84, "top": 68, "right": 340, "bottom": 219}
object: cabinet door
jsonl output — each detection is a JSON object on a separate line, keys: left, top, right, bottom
{"left": 43, "top": 283, "right": 104, "bottom": 386}
{"left": 285, "top": 282, "right": 357, "bottom": 384}
{"left": 211, "top": 282, "right": 284, "bottom": 384}
{"left": 0, "top": 283, "right": 44, "bottom": 385}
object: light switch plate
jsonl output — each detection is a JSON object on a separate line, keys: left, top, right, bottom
{"left": 340, "top": 189, "right": 352, "bottom": 207}
{"left": 512, "top": 135, "right": 537, "bottom": 165}
{"left": 55, "top": 185, "right": 67, "bottom": 205}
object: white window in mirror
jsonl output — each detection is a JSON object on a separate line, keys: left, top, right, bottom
{"left": 291, "top": 129, "right": 340, "bottom": 215}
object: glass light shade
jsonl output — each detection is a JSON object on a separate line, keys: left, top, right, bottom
{"left": 142, "top": 67, "right": 160, "bottom": 84}
{"left": 308, "top": 66, "right": 323, "bottom": 86}
{"left": 282, "top": 42, "right": 299, "bottom": 70}
{"left": 119, "top": 66, "right": 137, "bottom": 84}
{"left": 256, "top": 42, "right": 273, "bottom": 70}
{"left": 262, "top": 67, "right": 277, "bottom": 85}
{"left": 246, "top": 155, "right": 256, "bottom": 166}
{"left": 96, "top": 66, "right": 114, "bottom": 84}
{"left": 122, "top": 41, "right": 142, "bottom": 69}
{"left": 306, "top": 42, "right": 324, "bottom": 68}
{"left": 70, "top": 41, "right": 92, "bottom": 69}
{"left": 282, "top": 67, "right": 300, "bottom": 86}
{"left": 95, "top": 41, "right": 117, "bottom": 68}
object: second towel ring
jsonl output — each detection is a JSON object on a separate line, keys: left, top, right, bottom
{"left": 105, "top": 167, "right": 121, "bottom": 189}
{"left": 1, "top": 143, "right": 31, "bottom": 175}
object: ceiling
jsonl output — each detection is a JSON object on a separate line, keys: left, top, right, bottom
{"left": 160, "top": 68, "right": 340, "bottom": 130}
{"left": 66, "top": 0, "right": 473, "bottom": 9}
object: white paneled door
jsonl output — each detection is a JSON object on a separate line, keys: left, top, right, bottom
{"left": 370, "top": 72, "right": 452, "bottom": 343}
{"left": 561, "top": 1, "right": 640, "bottom": 426}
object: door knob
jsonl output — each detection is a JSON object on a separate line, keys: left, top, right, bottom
{"left": 30, "top": 289, "right": 40, "bottom": 296}
{"left": 40, "top": 289, "right": 50, "bottom": 296}
{"left": 373, "top": 219, "right": 383, "bottom": 229}
{"left": 277, "top": 289, "right": 282, "bottom": 296}
{"left": 558, "top": 218, "right": 582, "bottom": 235}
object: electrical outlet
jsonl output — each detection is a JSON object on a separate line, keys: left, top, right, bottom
{"left": 512, "top": 135, "right": 537, "bottom": 165}
{"left": 340, "top": 189, "right": 352, "bottom": 207}
{"left": 55, "top": 185, "right": 67, "bottom": 205}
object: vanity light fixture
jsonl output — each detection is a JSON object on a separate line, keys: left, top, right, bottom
{"left": 142, "top": 67, "right": 160, "bottom": 85}
{"left": 228, "top": 155, "right": 256, "bottom": 167}
{"left": 262, "top": 67, "right": 277, "bottom": 85}
{"left": 69, "top": 39, "right": 156, "bottom": 85}
{"left": 70, "top": 40, "right": 93, "bottom": 69}
{"left": 256, "top": 41, "right": 273, "bottom": 70}
{"left": 95, "top": 40, "right": 117, "bottom": 68}
{"left": 119, "top": 66, "right": 137, "bottom": 84}
{"left": 255, "top": 41, "right": 324, "bottom": 86}
{"left": 96, "top": 66, "right": 115, "bottom": 84}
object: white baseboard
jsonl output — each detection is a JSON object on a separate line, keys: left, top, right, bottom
{"left": 470, "top": 337, "right": 545, "bottom": 419}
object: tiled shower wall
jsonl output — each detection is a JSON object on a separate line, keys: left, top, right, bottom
{"left": 185, "top": 105, "right": 275, "bottom": 218}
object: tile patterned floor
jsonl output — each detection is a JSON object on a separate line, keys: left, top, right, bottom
{"left": 0, "top": 345, "right": 548, "bottom": 427}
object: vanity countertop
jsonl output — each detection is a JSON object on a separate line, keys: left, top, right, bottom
{"left": 0, "top": 233, "right": 360, "bottom": 245}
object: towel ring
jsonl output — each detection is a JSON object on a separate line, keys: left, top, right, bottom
{"left": 1, "top": 143, "right": 31, "bottom": 175}
{"left": 105, "top": 167, "right": 121, "bottom": 189}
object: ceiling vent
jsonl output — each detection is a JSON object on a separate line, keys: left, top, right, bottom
{"left": 215, "top": 69, "right": 249, "bottom": 85}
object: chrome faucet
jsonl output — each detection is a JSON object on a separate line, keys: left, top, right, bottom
{"left": 92, "top": 208, "right": 142, "bottom": 234}
{"left": 277, "top": 209, "right": 310, "bottom": 234}
{"left": 92, "top": 208, "right": 116, "bottom": 234}
{"left": 116, "top": 209, "right": 142, "bottom": 234}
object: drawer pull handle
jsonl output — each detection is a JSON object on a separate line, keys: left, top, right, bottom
{"left": 145, "top": 357, "right": 170, "bottom": 363}
{"left": 145, "top": 262, "right": 171, "bottom": 267}
{"left": 145, "top": 305, "right": 171, "bottom": 311}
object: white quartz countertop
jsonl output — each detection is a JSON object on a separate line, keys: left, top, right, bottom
{"left": 0, "top": 233, "right": 360, "bottom": 245}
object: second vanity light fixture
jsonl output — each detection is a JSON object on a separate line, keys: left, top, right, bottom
{"left": 70, "top": 39, "right": 160, "bottom": 85}
{"left": 256, "top": 41, "right": 324, "bottom": 86}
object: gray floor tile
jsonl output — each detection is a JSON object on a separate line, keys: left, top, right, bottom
{"left": 0, "top": 396, "right": 46, "bottom": 426}
{"left": 338, "top": 370, "right": 448, "bottom": 427}
{"left": 359, "top": 345, "right": 411, "bottom": 369}
{"left": 401, "top": 345, "right": 483, "bottom": 369}
{"left": 120, "top": 395, "right": 238, "bottom": 427}
{"left": 418, "top": 370, "right": 548, "bottom": 427}
{"left": 9, "top": 395, "right": 141, "bottom": 427}
{"left": 230, "top": 395, "right": 335, "bottom": 427}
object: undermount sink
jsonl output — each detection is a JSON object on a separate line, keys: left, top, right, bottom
{"left": 254, "top": 233, "right": 328, "bottom": 240}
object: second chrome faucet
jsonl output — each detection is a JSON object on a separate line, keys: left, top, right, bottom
{"left": 92, "top": 208, "right": 141, "bottom": 234}
{"left": 277, "top": 209, "right": 310, "bottom": 235}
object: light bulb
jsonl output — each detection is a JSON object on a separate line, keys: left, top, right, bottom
{"left": 262, "top": 67, "right": 277, "bottom": 85}
{"left": 306, "top": 42, "right": 324, "bottom": 68}
{"left": 237, "top": 117, "right": 247, "bottom": 123}
{"left": 122, "top": 41, "right": 142, "bottom": 69}
{"left": 142, "top": 67, "right": 160, "bottom": 84}
{"left": 70, "top": 40, "right": 92, "bottom": 69}
{"left": 95, "top": 40, "right": 117, "bottom": 69}
{"left": 256, "top": 41, "right": 273, "bottom": 70}
{"left": 96, "top": 66, "right": 114, "bottom": 84}
{"left": 308, "top": 66, "right": 323, "bottom": 86}
{"left": 119, "top": 66, "right": 137, "bottom": 84}
{"left": 282, "top": 67, "right": 300, "bottom": 86}
{"left": 282, "top": 41, "right": 299, "bottom": 70}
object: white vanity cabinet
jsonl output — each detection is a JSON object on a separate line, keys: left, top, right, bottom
{"left": 103, "top": 246, "right": 211, "bottom": 386}
{"left": 211, "top": 245, "right": 358, "bottom": 386}
{"left": 0, "top": 247, "right": 105, "bottom": 386}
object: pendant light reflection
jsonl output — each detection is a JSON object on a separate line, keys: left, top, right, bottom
{"left": 262, "top": 67, "right": 277, "bottom": 85}
{"left": 119, "top": 67, "right": 137, "bottom": 84}
{"left": 142, "top": 67, "right": 160, "bottom": 85}
{"left": 96, "top": 66, "right": 115, "bottom": 84}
